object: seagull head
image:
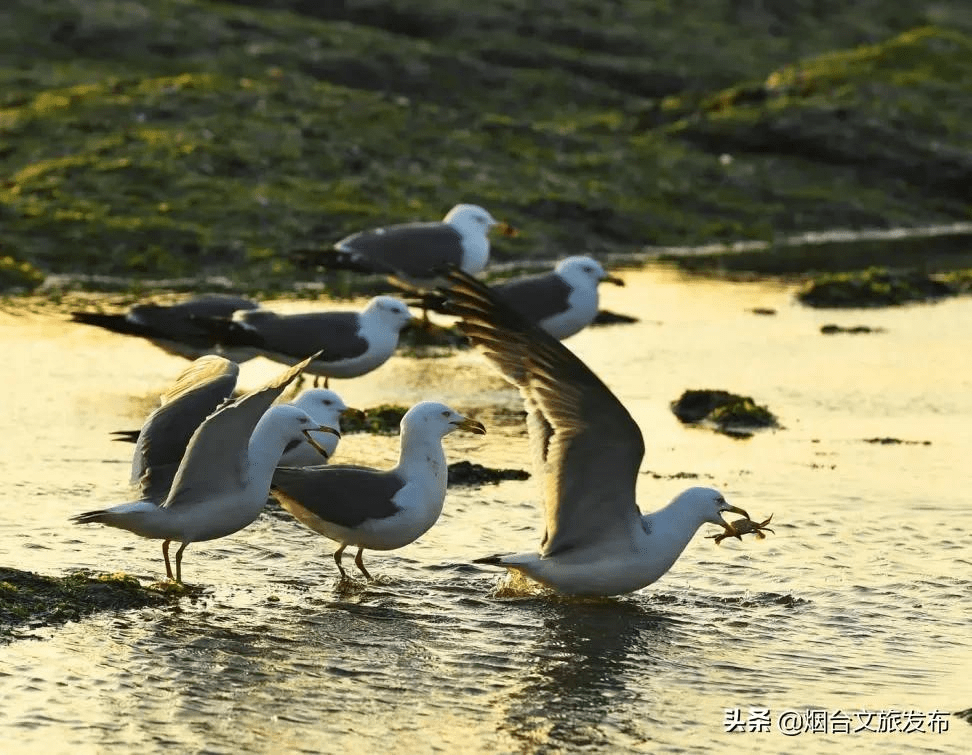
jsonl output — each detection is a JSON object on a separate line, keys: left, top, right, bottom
{"left": 674, "top": 486, "right": 751, "bottom": 530}
{"left": 557, "top": 256, "right": 625, "bottom": 288}
{"left": 365, "top": 296, "right": 415, "bottom": 330}
{"left": 292, "top": 388, "right": 363, "bottom": 435}
{"left": 444, "top": 204, "right": 517, "bottom": 238}
{"left": 401, "top": 401, "right": 487, "bottom": 439}
{"left": 263, "top": 405, "right": 341, "bottom": 459}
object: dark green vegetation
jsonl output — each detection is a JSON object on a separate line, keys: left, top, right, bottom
{"left": 798, "top": 267, "right": 972, "bottom": 307}
{"left": 671, "top": 388, "right": 779, "bottom": 438}
{"left": 3, "top": 2, "right": 972, "bottom": 290}
{"left": 344, "top": 403, "right": 409, "bottom": 434}
{"left": 0, "top": 567, "right": 180, "bottom": 643}
{"left": 447, "top": 460, "right": 529, "bottom": 486}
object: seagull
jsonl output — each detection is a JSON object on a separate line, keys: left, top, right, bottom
{"left": 199, "top": 296, "right": 414, "bottom": 385}
{"left": 296, "top": 204, "right": 517, "bottom": 289}
{"left": 440, "top": 270, "right": 752, "bottom": 597}
{"left": 71, "top": 354, "right": 340, "bottom": 583}
{"left": 421, "top": 256, "right": 625, "bottom": 339}
{"left": 491, "top": 256, "right": 625, "bottom": 340}
{"left": 271, "top": 401, "right": 487, "bottom": 581}
{"left": 279, "top": 389, "right": 362, "bottom": 466}
{"left": 109, "top": 356, "right": 359, "bottom": 499}
{"left": 70, "top": 293, "right": 261, "bottom": 361}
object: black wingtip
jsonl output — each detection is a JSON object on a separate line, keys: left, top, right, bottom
{"left": 472, "top": 554, "right": 505, "bottom": 566}
{"left": 70, "top": 510, "right": 107, "bottom": 525}
{"left": 69, "top": 311, "right": 141, "bottom": 335}
{"left": 110, "top": 429, "right": 141, "bottom": 444}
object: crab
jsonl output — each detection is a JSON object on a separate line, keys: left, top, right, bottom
{"left": 707, "top": 514, "right": 775, "bottom": 545}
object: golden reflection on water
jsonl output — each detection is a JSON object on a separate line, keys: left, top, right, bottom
{"left": 1, "top": 266, "right": 970, "bottom": 753}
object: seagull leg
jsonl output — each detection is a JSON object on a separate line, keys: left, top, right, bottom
{"left": 174, "top": 542, "right": 189, "bottom": 584}
{"left": 354, "top": 547, "right": 373, "bottom": 581}
{"left": 333, "top": 544, "right": 348, "bottom": 578}
{"left": 162, "top": 539, "right": 174, "bottom": 580}
{"left": 324, "top": 376, "right": 330, "bottom": 389}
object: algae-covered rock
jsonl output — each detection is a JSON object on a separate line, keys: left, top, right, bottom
{"left": 0, "top": 567, "right": 178, "bottom": 643}
{"left": 671, "top": 389, "right": 778, "bottom": 438}
{"left": 343, "top": 404, "right": 409, "bottom": 434}
{"left": 798, "top": 268, "right": 954, "bottom": 307}
{"left": 3, "top": 4, "right": 972, "bottom": 284}
{"left": 447, "top": 460, "right": 530, "bottom": 486}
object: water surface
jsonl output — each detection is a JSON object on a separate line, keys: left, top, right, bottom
{"left": 1, "top": 267, "right": 969, "bottom": 753}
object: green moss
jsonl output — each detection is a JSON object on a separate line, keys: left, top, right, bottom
{"left": 671, "top": 389, "right": 779, "bottom": 438}
{"left": 2, "top": 3, "right": 972, "bottom": 284}
{"left": 343, "top": 404, "right": 409, "bottom": 435}
{"left": 797, "top": 267, "right": 958, "bottom": 307}
{"left": 0, "top": 567, "right": 180, "bottom": 643}
{"left": 0, "top": 255, "right": 45, "bottom": 291}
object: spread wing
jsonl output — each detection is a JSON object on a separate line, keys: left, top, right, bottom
{"left": 336, "top": 223, "right": 466, "bottom": 277}
{"left": 441, "top": 270, "right": 645, "bottom": 556}
{"left": 271, "top": 465, "right": 404, "bottom": 528}
{"left": 161, "top": 352, "right": 319, "bottom": 509}
{"left": 131, "top": 356, "right": 239, "bottom": 501}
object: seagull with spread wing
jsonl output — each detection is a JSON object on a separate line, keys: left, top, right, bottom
{"left": 441, "top": 270, "right": 752, "bottom": 597}
{"left": 71, "top": 354, "right": 339, "bottom": 583}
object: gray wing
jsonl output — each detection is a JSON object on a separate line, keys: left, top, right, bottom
{"left": 271, "top": 465, "right": 404, "bottom": 528}
{"left": 131, "top": 356, "right": 239, "bottom": 501}
{"left": 441, "top": 270, "right": 645, "bottom": 556}
{"left": 128, "top": 294, "right": 259, "bottom": 345}
{"left": 237, "top": 311, "right": 368, "bottom": 362}
{"left": 336, "top": 223, "right": 466, "bottom": 277}
{"left": 495, "top": 272, "right": 572, "bottom": 325}
{"left": 161, "top": 353, "right": 317, "bottom": 509}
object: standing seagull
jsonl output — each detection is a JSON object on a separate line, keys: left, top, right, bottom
{"left": 492, "top": 256, "right": 625, "bottom": 340}
{"left": 298, "top": 204, "right": 517, "bottom": 289}
{"left": 71, "top": 293, "right": 261, "bottom": 361}
{"left": 422, "top": 256, "right": 625, "bottom": 339}
{"left": 199, "top": 296, "right": 414, "bottom": 385}
{"left": 440, "top": 270, "right": 754, "bottom": 597}
{"left": 109, "top": 357, "right": 358, "bottom": 501}
{"left": 71, "top": 354, "right": 340, "bottom": 583}
{"left": 271, "top": 401, "right": 487, "bottom": 581}
{"left": 279, "top": 389, "right": 361, "bottom": 466}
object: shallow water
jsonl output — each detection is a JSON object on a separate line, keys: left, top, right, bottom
{"left": 1, "top": 266, "right": 969, "bottom": 753}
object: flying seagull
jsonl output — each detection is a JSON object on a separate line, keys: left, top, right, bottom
{"left": 71, "top": 353, "right": 339, "bottom": 583}
{"left": 271, "top": 401, "right": 486, "bottom": 581}
{"left": 440, "top": 269, "right": 753, "bottom": 597}
{"left": 71, "top": 293, "right": 261, "bottom": 361}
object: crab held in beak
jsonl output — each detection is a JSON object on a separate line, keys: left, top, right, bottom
{"left": 709, "top": 514, "right": 775, "bottom": 545}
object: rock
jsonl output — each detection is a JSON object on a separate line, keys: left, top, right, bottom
{"left": 0, "top": 568, "right": 179, "bottom": 643}
{"left": 798, "top": 268, "right": 954, "bottom": 308}
{"left": 671, "top": 389, "right": 779, "bottom": 438}
{"left": 820, "top": 324, "right": 884, "bottom": 334}
{"left": 447, "top": 461, "right": 530, "bottom": 486}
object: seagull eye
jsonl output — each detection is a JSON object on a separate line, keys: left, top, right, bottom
{"left": 441, "top": 410, "right": 450, "bottom": 417}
